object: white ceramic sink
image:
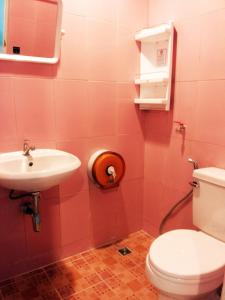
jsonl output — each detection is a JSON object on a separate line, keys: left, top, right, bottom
{"left": 0, "top": 149, "right": 81, "bottom": 192}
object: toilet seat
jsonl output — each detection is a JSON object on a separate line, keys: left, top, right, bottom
{"left": 146, "top": 229, "right": 225, "bottom": 297}
{"left": 148, "top": 229, "right": 225, "bottom": 281}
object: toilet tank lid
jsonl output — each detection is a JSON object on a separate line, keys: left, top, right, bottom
{"left": 193, "top": 167, "right": 225, "bottom": 187}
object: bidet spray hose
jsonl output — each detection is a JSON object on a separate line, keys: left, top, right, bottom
{"left": 159, "top": 189, "right": 193, "bottom": 235}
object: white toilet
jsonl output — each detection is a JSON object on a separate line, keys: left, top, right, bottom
{"left": 146, "top": 167, "right": 225, "bottom": 300}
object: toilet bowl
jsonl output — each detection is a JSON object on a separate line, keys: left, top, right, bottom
{"left": 145, "top": 167, "right": 225, "bottom": 300}
{"left": 146, "top": 230, "right": 225, "bottom": 300}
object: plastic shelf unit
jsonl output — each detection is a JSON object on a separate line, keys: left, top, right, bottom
{"left": 134, "top": 22, "right": 174, "bottom": 110}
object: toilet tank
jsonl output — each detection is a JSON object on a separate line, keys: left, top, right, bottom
{"left": 193, "top": 167, "right": 225, "bottom": 242}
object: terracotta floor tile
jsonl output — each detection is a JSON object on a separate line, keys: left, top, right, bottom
{"left": 1, "top": 284, "right": 19, "bottom": 297}
{"left": 95, "top": 267, "right": 115, "bottom": 280}
{"left": 44, "top": 266, "right": 64, "bottom": 282}
{"left": 3, "top": 294, "right": 24, "bottom": 300}
{"left": 72, "top": 258, "right": 93, "bottom": 275}
{"left": 71, "top": 289, "right": 101, "bottom": 300}
{"left": 56, "top": 283, "right": 75, "bottom": 299}
{"left": 102, "top": 256, "right": 118, "bottom": 266}
{"left": 92, "top": 282, "right": 114, "bottom": 297}
{"left": 135, "top": 285, "right": 158, "bottom": 300}
{"left": 126, "top": 295, "right": 140, "bottom": 300}
{"left": 61, "top": 264, "right": 83, "bottom": 283}
{"left": 0, "top": 231, "right": 157, "bottom": 300}
{"left": 84, "top": 273, "right": 102, "bottom": 286}
{"left": 127, "top": 279, "right": 143, "bottom": 293}
{"left": 20, "top": 287, "right": 41, "bottom": 300}
{"left": 70, "top": 277, "right": 95, "bottom": 293}
{"left": 20, "top": 269, "right": 44, "bottom": 279}
{"left": 0, "top": 280, "right": 15, "bottom": 289}
{"left": 41, "top": 288, "right": 61, "bottom": 300}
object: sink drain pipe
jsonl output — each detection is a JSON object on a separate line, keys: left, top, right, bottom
{"left": 9, "top": 190, "right": 41, "bottom": 232}
{"left": 9, "top": 189, "right": 32, "bottom": 200}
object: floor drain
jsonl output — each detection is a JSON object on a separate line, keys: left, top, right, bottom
{"left": 118, "top": 247, "right": 132, "bottom": 256}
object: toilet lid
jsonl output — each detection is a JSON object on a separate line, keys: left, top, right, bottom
{"left": 149, "top": 230, "right": 225, "bottom": 279}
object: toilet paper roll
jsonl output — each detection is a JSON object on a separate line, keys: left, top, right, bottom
{"left": 88, "top": 149, "right": 125, "bottom": 189}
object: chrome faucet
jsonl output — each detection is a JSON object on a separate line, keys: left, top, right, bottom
{"left": 23, "top": 140, "right": 35, "bottom": 156}
{"left": 188, "top": 158, "right": 199, "bottom": 170}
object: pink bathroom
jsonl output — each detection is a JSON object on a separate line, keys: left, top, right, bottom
{"left": 0, "top": 0, "right": 225, "bottom": 299}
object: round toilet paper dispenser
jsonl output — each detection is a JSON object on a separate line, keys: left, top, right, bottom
{"left": 88, "top": 149, "right": 125, "bottom": 189}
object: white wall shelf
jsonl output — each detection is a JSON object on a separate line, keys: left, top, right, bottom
{"left": 134, "top": 22, "right": 174, "bottom": 110}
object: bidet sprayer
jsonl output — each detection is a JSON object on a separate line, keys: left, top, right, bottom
{"left": 188, "top": 158, "right": 199, "bottom": 170}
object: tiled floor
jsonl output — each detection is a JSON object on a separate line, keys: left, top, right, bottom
{"left": 0, "top": 231, "right": 158, "bottom": 300}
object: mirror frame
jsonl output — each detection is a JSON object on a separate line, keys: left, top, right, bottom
{"left": 0, "top": 0, "right": 62, "bottom": 64}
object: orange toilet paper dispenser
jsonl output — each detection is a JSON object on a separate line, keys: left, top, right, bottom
{"left": 88, "top": 150, "right": 125, "bottom": 189}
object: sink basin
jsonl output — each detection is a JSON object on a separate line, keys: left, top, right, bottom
{"left": 0, "top": 149, "right": 81, "bottom": 192}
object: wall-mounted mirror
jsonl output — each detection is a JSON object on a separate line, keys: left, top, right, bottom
{"left": 0, "top": 0, "right": 62, "bottom": 64}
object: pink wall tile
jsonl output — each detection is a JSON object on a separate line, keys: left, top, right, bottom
{"left": 190, "top": 141, "right": 225, "bottom": 169}
{"left": 0, "top": 78, "right": 17, "bottom": 143}
{"left": 87, "top": 20, "right": 116, "bottom": 81}
{"left": 2, "top": 0, "right": 225, "bottom": 280}
{"left": 0, "top": 0, "right": 147, "bottom": 280}
{"left": 63, "top": 0, "right": 87, "bottom": 16}
{"left": 175, "top": 18, "right": 201, "bottom": 81}
{"left": 199, "top": 10, "right": 225, "bottom": 80}
{"left": 194, "top": 80, "right": 225, "bottom": 146}
{"left": 54, "top": 80, "right": 89, "bottom": 141}
{"left": 2, "top": 0, "right": 225, "bottom": 281}
{"left": 199, "top": 0, "right": 225, "bottom": 14}
{"left": 13, "top": 78, "right": 55, "bottom": 143}
{"left": 116, "top": 28, "right": 140, "bottom": 82}
{"left": 87, "top": 0, "right": 117, "bottom": 23}
{"left": 60, "top": 191, "right": 91, "bottom": 247}
{"left": 87, "top": 136, "right": 117, "bottom": 155}
{"left": 88, "top": 82, "right": 117, "bottom": 137}
{"left": 0, "top": 197, "right": 27, "bottom": 280}
{"left": 116, "top": 77, "right": 143, "bottom": 136}
{"left": 56, "top": 139, "right": 89, "bottom": 197}
{"left": 57, "top": 14, "right": 87, "bottom": 79}
{"left": 116, "top": 97, "right": 143, "bottom": 136}
{"left": 117, "top": 0, "right": 149, "bottom": 32}
{"left": 145, "top": 1, "right": 225, "bottom": 237}
{"left": 148, "top": 0, "right": 201, "bottom": 26}
{"left": 116, "top": 134, "right": 144, "bottom": 181}
{"left": 144, "top": 137, "right": 168, "bottom": 183}
{"left": 162, "top": 137, "right": 193, "bottom": 191}
{"left": 143, "top": 180, "right": 165, "bottom": 234}
{"left": 145, "top": 111, "right": 173, "bottom": 139}
{"left": 25, "top": 194, "right": 61, "bottom": 258}
{"left": 160, "top": 185, "right": 195, "bottom": 233}
{"left": 0, "top": 60, "right": 55, "bottom": 78}
{"left": 173, "top": 81, "right": 198, "bottom": 140}
{"left": 120, "top": 179, "right": 143, "bottom": 233}
{"left": 89, "top": 184, "right": 125, "bottom": 247}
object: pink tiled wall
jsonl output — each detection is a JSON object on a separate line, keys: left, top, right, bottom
{"left": 0, "top": 0, "right": 148, "bottom": 281}
{"left": 144, "top": 0, "right": 225, "bottom": 236}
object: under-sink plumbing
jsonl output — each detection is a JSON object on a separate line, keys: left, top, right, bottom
{"left": 9, "top": 190, "right": 41, "bottom": 232}
{"left": 21, "top": 192, "right": 41, "bottom": 232}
